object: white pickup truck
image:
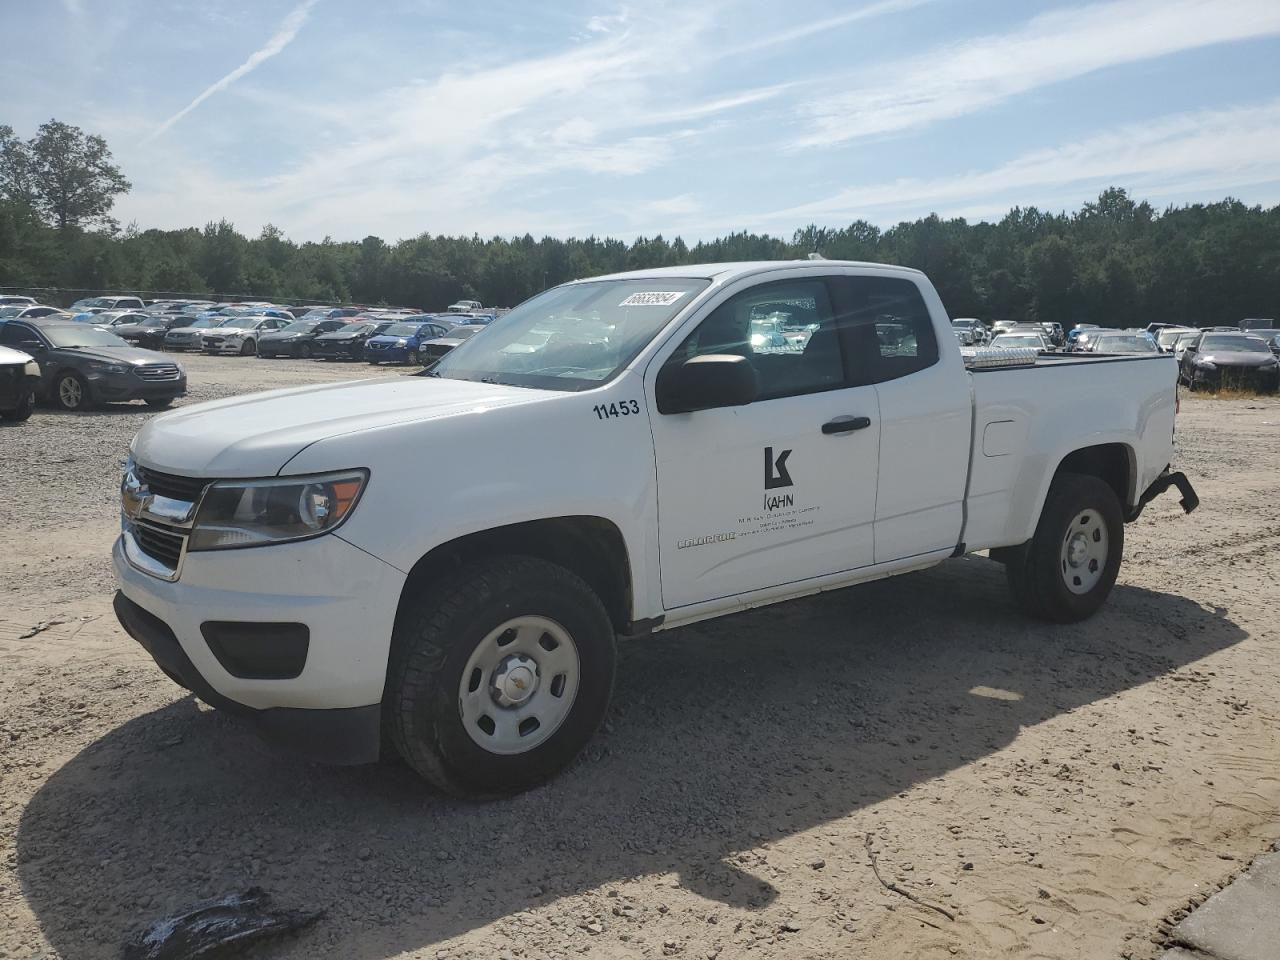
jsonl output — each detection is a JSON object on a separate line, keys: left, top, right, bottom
{"left": 112, "top": 260, "right": 1198, "bottom": 796}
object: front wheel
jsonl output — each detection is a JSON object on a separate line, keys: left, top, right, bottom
{"left": 298, "top": 342, "right": 312, "bottom": 359}
{"left": 1005, "top": 472, "right": 1124, "bottom": 623}
{"left": 240, "top": 339, "right": 256, "bottom": 356}
{"left": 387, "top": 556, "right": 616, "bottom": 797}
{"left": 408, "top": 348, "right": 420, "bottom": 365}
{"left": 54, "top": 372, "right": 93, "bottom": 411}
{"left": 1, "top": 392, "right": 35, "bottom": 421}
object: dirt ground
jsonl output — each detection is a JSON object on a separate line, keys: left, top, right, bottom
{"left": 2, "top": 354, "right": 1279, "bottom": 960}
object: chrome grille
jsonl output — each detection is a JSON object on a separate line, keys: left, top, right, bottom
{"left": 135, "top": 465, "right": 209, "bottom": 502}
{"left": 134, "top": 363, "right": 181, "bottom": 381}
{"left": 133, "top": 520, "right": 185, "bottom": 570}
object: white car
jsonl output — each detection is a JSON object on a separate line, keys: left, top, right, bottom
{"left": 69, "top": 295, "right": 146, "bottom": 312}
{"left": 200, "top": 316, "right": 290, "bottom": 355}
{"left": 446, "top": 299, "right": 483, "bottom": 313}
{"left": 113, "top": 259, "right": 1198, "bottom": 796}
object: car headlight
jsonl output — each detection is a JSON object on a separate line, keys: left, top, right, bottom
{"left": 87, "top": 360, "right": 128, "bottom": 374}
{"left": 188, "top": 470, "right": 369, "bottom": 551}
{"left": 24, "top": 360, "right": 40, "bottom": 377}
{"left": 1194, "top": 358, "right": 1216, "bottom": 368}
{"left": 396, "top": 339, "right": 408, "bottom": 346}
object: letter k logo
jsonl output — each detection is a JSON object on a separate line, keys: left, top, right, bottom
{"left": 764, "top": 446, "right": 793, "bottom": 489}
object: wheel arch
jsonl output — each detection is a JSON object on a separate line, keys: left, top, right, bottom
{"left": 1054, "top": 442, "right": 1135, "bottom": 507}
{"left": 393, "top": 515, "right": 635, "bottom": 636}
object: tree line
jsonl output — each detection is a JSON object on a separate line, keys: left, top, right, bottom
{"left": 2, "top": 120, "right": 1278, "bottom": 326}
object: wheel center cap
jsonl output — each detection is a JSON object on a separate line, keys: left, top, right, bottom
{"left": 492, "top": 655, "right": 539, "bottom": 707}
{"left": 1067, "top": 533, "right": 1089, "bottom": 567}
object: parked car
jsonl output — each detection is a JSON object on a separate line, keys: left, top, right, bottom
{"left": 990, "top": 331, "right": 1050, "bottom": 351}
{"left": 164, "top": 317, "right": 223, "bottom": 351}
{"left": 364, "top": 318, "right": 455, "bottom": 364}
{"left": 951, "top": 318, "right": 988, "bottom": 346}
{"left": 446, "top": 299, "right": 483, "bottom": 313}
{"left": 69, "top": 295, "right": 146, "bottom": 312}
{"left": 297, "top": 306, "right": 363, "bottom": 323}
{"left": 0, "top": 295, "right": 37, "bottom": 307}
{"left": 990, "top": 320, "right": 1020, "bottom": 335}
{"left": 311, "top": 320, "right": 395, "bottom": 360}
{"left": 1171, "top": 332, "right": 1201, "bottom": 361}
{"left": 257, "top": 318, "right": 353, "bottom": 358}
{"left": 201, "top": 316, "right": 291, "bottom": 356}
{"left": 111, "top": 315, "right": 185, "bottom": 350}
{"left": 1084, "top": 332, "right": 1159, "bottom": 354}
{"left": 0, "top": 305, "right": 69, "bottom": 321}
{"left": 418, "top": 322, "right": 487, "bottom": 365}
{"left": 0, "top": 344, "right": 42, "bottom": 421}
{"left": 81, "top": 310, "right": 150, "bottom": 330}
{"left": 1154, "top": 326, "right": 1199, "bottom": 352}
{"left": 0, "top": 319, "right": 185, "bottom": 410}
{"left": 1255, "top": 332, "right": 1280, "bottom": 357}
{"left": 111, "top": 259, "right": 1199, "bottom": 794}
{"left": 1179, "top": 332, "right": 1280, "bottom": 391}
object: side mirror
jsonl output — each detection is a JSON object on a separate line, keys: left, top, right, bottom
{"left": 657, "top": 354, "right": 759, "bottom": 414}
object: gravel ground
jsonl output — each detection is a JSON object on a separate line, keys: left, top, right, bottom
{"left": 1, "top": 356, "right": 1279, "bottom": 960}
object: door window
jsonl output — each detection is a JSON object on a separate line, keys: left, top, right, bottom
{"left": 663, "top": 279, "right": 844, "bottom": 401}
{"left": 827, "top": 276, "right": 939, "bottom": 385}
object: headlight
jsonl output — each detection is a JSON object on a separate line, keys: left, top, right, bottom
{"left": 1194, "top": 358, "right": 1216, "bottom": 368}
{"left": 87, "top": 360, "right": 128, "bottom": 374}
{"left": 188, "top": 470, "right": 368, "bottom": 551}
{"left": 24, "top": 360, "right": 40, "bottom": 376}
{"left": 396, "top": 339, "right": 408, "bottom": 346}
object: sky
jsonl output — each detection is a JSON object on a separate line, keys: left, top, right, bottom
{"left": 4, "top": 0, "right": 1280, "bottom": 242}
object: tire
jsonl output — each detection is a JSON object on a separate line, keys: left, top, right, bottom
{"left": 0, "top": 392, "right": 34, "bottom": 422}
{"left": 145, "top": 398, "right": 174, "bottom": 409}
{"left": 408, "top": 348, "right": 420, "bottom": 365}
{"left": 54, "top": 371, "right": 93, "bottom": 411}
{"left": 298, "top": 343, "right": 312, "bottom": 359}
{"left": 240, "top": 339, "right": 256, "bottom": 356}
{"left": 387, "top": 555, "right": 616, "bottom": 797}
{"left": 1006, "top": 472, "right": 1124, "bottom": 623}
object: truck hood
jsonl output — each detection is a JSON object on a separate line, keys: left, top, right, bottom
{"left": 130, "top": 376, "right": 549, "bottom": 477}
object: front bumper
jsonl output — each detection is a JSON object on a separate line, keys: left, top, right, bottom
{"left": 202, "top": 337, "right": 249, "bottom": 354}
{"left": 365, "top": 344, "right": 411, "bottom": 362}
{"left": 314, "top": 343, "right": 363, "bottom": 360}
{"left": 112, "top": 532, "right": 406, "bottom": 763}
{"left": 91, "top": 372, "right": 187, "bottom": 402}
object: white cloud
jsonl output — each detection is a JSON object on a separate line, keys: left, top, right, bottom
{"left": 795, "top": 0, "right": 1280, "bottom": 148}
{"left": 142, "top": 0, "right": 319, "bottom": 143}
{"left": 755, "top": 99, "right": 1280, "bottom": 225}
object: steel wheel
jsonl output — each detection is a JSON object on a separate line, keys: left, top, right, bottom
{"left": 1060, "top": 507, "right": 1108, "bottom": 594}
{"left": 457, "top": 615, "right": 580, "bottom": 756}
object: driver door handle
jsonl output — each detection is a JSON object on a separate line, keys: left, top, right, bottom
{"left": 822, "top": 415, "right": 872, "bottom": 435}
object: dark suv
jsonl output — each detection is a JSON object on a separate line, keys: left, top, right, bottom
{"left": 0, "top": 320, "right": 186, "bottom": 411}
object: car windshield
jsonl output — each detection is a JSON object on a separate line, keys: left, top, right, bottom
{"left": 42, "top": 326, "right": 129, "bottom": 348}
{"left": 340, "top": 323, "right": 374, "bottom": 335}
{"left": 280, "top": 320, "right": 319, "bottom": 333}
{"left": 1202, "top": 336, "right": 1271, "bottom": 353}
{"left": 1093, "top": 335, "right": 1156, "bottom": 353}
{"left": 431, "top": 279, "right": 710, "bottom": 390}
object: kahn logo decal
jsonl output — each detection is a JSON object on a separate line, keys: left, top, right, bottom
{"left": 764, "top": 446, "right": 793, "bottom": 490}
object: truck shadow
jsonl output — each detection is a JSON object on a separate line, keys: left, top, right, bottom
{"left": 17, "top": 557, "right": 1245, "bottom": 959}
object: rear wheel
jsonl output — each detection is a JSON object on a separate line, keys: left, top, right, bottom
{"left": 1006, "top": 472, "right": 1123, "bottom": 622}
{"left": 387, "top": 556, "right": 616, "bottom": 797}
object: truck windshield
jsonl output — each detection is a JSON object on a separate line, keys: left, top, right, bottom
{"left": 430, "top": 278, "right": 710, "bottom": 391}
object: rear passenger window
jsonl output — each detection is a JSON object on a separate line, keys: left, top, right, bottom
{"left": 663, "top": 279, "right": 844, "bottom": 401}
{"left": 827, "top": 276, "right": 938, "bottom": 385}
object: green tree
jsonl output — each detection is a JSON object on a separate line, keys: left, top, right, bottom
{"left": 2, "top": 120, "right": 131, "bottom": 230}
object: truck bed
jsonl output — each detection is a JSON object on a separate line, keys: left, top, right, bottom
{"left": 961, "top": 350, "right": 1178, "bottom": 552}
